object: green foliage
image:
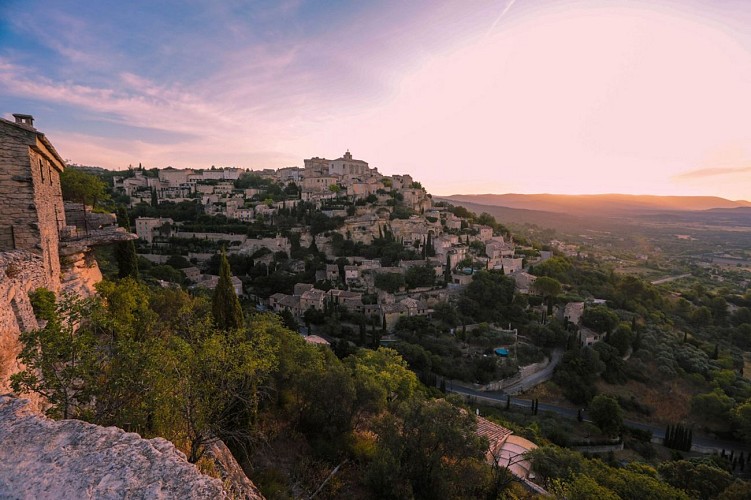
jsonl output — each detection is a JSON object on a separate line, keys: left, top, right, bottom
{"left": 582, "top": 305, "right": 619, "bottom": 334}
{"left": 531, "top": 446, "right": 690, "bottom": 499}
{"left": 551, "top": 474, "right": 620, "bottom": 500}
{"left": 348, "top": 348, "right": 420, "bottom": 416}
{"left": 532, "top": 275, "right": 562, "bottom": 314}
{"left": 588, "top": 394, "right": 623, "bottom": 436}
{"left": 553, "top": 347, "right": 603, "bottom": 404}
{"left": 61, "top": 168, "right": 109, "bottom": 207}
{"left": 458, "top": 270, "right": 515, "bottom": 323}
{"left": 390, "top": 205, "right": 415, "bottom": 220}
{"left": 593, "top": 342, "right": 627, "bottom": 384}
{"left": 211, "top": 252, "right": 244, "bottom": 331}
{"left": 374, "top": 272, "right": 406, "bottom": 293}
{"left": 113, "top": 209, "right": 139, "bottom": 279}
{"left": 366, "top": 398, "right": 490, "bottom": 499}
{"left": 691, "top": 388, "right": 735, "bottom": 428}
{"left": 658, "top": 459, "right": 733, "bottom": 500}
{"left": 663, "top": 423, "right": 693, "bottom": 451}
{"left": 532, "top": 276, "right": 562, "bottom": 298}
{"left": 11, "top": 293, "right": 97, "bottom": 419}
{"left": 732, "top": 400, "right": 751, "bottom": 442}
{"left": 532, "top": 256, "right": 573, "bottom": 282}
{"left": 608, "top": 322, "right": 633, "bottom": 356}
{"left": 165, "top": 254, "right": 191, "bottom": 269}
{"left": 28, "top": 288, "right": 56, "bottom": 322}
{"left": 154, "top": 313, "right": 280, "bottom": 461}
{"left": 115, "top": 240, "right": 139, "bottom": 279}
{"left": 404, "top": 265, "right": 435, "bottom": 289}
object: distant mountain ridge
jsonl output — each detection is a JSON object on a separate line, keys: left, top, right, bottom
{"left": 439, "top": 193, "right": 751, "bottom": 216}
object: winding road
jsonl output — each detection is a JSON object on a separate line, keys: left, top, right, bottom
{"left": 447, "top": 384, "right": 748, "bottom": 453}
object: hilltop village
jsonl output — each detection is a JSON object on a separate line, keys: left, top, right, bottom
{"left": 6, "top": 116, "right": 751, "bottom": 498}
{"left": 113, "top": 151, "right": 546, "bottom": 335}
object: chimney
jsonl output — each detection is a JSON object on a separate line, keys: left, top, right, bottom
{"left": 12, "top": 114, "right": 35, "bottom": 128}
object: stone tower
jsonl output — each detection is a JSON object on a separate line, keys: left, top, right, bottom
{"left": 0, "top": 114, "right": 67, "bottom": 289}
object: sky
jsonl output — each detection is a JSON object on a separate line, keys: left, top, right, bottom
{"left": 1, "top": 0, "right": 750, "bottom": 200}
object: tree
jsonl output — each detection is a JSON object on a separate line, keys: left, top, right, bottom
{"left": 60, "top": 169, "right": 110, "bottom": 233}
{"left": 348, "top": 348, "right": 420, "bottom": 417}
{"left": 405, "top": 265, "right": 436, "bottom": 289}
{"left": 61, "top": 168, "right": 109, "bottom": 209}
{"left": 593, "top": 342, "right": 627, "bottom": 384}
{"left": 608, "top": 322, "right": 633, "bottom": 356}
{"left": 11, "top": 292, "right": 97, "bottom": 419}
{"left": 278, "top": 308, "right": 299, "bottom": 332}
{"left": 588, "top": 394, "right": 623, "bottom": 436}
{"left": 582, "top": 306, "right": 619, "bottom": 335}
{"left": 114, "top": 208, "right": 139, "bottom": 279}
{"left": 733, "top": 400, "right": 751, "bottom": 443}
{"left": 532, "top": 276, "right": 562, "bottom": 314}
{"left": 458, "top": 270, "right": 515, "bottom": 323}
{"left": 691, "top": 389, "right": 734, "bottom": 428}
{"left": 212, "top": 251, "right": 244, "bottom": 331}
{"left": 691, "top": 306, "right": 712, "bottom": 327}
{"left": 553, "top": 347, "right": 604, "bottom": 404}
{"left": 153, "top": 318, "right": 278, "bottom": 462}
{"left": 658, "top": 459, "right": 733, "bottom": 500}
{"left": 374, "top": 272, "right": 406, "bottom": 293}
{"left": 366, "top": 398, "right": 490, "bottom": 499}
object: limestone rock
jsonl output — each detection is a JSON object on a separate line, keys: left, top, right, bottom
{"left": 0, "top": 396, "right": 226, "bottom": 499}
{"left": 205, "top": 439, "right": 265, "bottom": 500}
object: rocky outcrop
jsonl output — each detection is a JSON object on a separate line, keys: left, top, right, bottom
{"left": 205, "top": 439, "right": 265, "bottom": 500}
{"left": 0, "top": 396, "right": 226, "bottom": 499}
{"left": 0, "top": 251, "right": 50, "bottom": 396}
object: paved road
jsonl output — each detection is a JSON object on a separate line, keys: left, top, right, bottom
{"left": 448, "top": 385, "right": 748, "bottom": 453}
{"left": 650, "top": 273, "right": 692, "bottom": 285}
{"left": 502, "top": 349, "right": 564, "bottom": 394}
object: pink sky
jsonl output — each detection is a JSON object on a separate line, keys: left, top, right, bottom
{"left": 2, "top": 0, "right": 750, "bottom": 200}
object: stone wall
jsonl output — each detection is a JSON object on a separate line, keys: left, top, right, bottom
{"left": 0, "top": 119, "right": 66, "bottom": 288}
{"left": 0, "top": 251, "right": 54, "bottom": 394}
{"left": 0, "top": 247, "right": 104, "bottom": 395}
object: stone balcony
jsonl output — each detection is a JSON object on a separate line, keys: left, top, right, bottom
{"left": 59, "top": 225, "right": 137, "bottom": 256}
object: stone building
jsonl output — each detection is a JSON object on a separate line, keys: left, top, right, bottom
{"left": 328, "top": 150, "right": 369, "bottom": 176}
{"left": 0, "top": 114, "right": 136, "bottom": 397}
{"left": 0, "top": 114, "right": 67, "bottom": 286}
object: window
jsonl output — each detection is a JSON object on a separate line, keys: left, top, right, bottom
{"left": 39, "top": 160, "right": 44, "bottom": 182}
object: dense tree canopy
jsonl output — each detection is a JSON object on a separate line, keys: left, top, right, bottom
{"left": 61, "top": 168, "right": 109, "bottom": 208}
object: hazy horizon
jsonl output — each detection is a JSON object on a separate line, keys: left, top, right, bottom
{"left": 2, "top": 0, "right": 750, "bottom": 200}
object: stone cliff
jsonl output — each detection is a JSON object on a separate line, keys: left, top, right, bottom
{"left": 0, "top": 251, "right": 49, "bottom": 397}
{"left": 0, "top": 396, "right": 264, "bottom": 499}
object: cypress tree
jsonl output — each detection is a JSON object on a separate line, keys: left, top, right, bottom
{"left": 114, "top": 207, "right": 139, "bottom": 279}
{"left": 212, "top": 251, "right": 244, "bottom": 331}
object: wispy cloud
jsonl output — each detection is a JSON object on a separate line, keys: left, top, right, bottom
{"left": 485, "top": 0, "right": 519, "bottom": 38}
{"left": 673, "top": 164, "right": 751, "bottom": 180}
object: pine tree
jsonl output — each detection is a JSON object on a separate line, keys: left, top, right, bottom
{"left": 150, "top": 188, "right": 158, "bottom": 207}
{"left": 114, "top": 207, "right": 138, "bottom": 279}
{"left": 212, "top": 251, "right": 244, "bottom": 331}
